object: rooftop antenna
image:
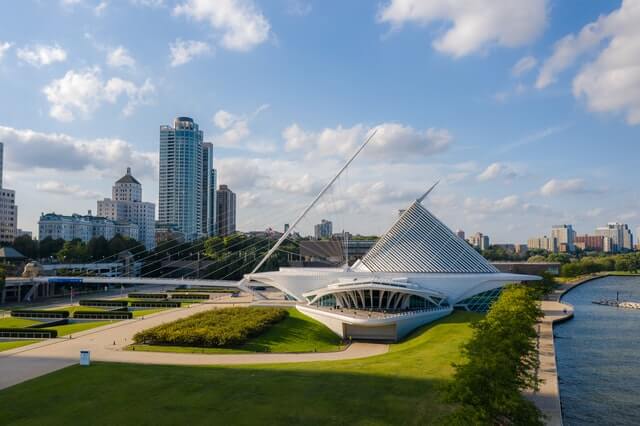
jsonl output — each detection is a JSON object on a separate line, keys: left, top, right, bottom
{"left": 417, "top": 180, "right": 440, "bottom": 204}
{"left": 240, "top": 128, "right": 378, "bottom": 286}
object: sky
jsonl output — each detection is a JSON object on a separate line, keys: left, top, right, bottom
{"left": 0, "top": 0, "right": 639, "bottom": 243}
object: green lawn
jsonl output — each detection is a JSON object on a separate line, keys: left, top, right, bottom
{"left": 50, "top": 321, "right": 112, "bottom": 337}
{"left": 0, "top": 340, "right": 39, "bottom": 352}
{"left": 129, "top": 308, "right": 343, "bottom": 354}
{"left": 0, "top": 311, "right": 480, "bottom": 425}
{"left": 0, "top": 318, "right": 41, "bottom": 328}
{"left": 131, "top": 308, "right": 167, "bottom": 318}
{"left": 49, "top": 306, "right": 105, "bottom": 315}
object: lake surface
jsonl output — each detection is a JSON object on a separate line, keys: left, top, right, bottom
{"left": 555, "top": 276, "right": 640, "bottom": 425}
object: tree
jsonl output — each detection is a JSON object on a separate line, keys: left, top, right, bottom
{"left": 87, "top": 236, "right": 110, "bottom": 261}
{"left": 39, "top": 237, "right": 65, "bottom": 259}
{"left": 57, "top": 240, "right": 89, "bottom": 263}
{"left": 444, "top": 285, "right": 544, "bottom": 425}
{"left": 12, "top": 235, "right": 38, "bottom": 259}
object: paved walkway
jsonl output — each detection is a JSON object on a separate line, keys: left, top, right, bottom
{"left": 0, "top": 295, "right": 388, "bottom": 391}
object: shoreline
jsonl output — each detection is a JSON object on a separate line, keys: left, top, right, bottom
{"left": 531, "top": 272, "right": 638, "bottom": 425}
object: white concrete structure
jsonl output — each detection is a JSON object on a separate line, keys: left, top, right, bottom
{"left": 97, "top": 168, "right": 156, "bottom": 249}
{"left": 247, "top": 194, "right": 540, "bottom": 341}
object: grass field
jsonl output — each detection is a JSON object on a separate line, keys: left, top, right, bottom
{"left": 50, "top": 321, "right": 112, "bottom": 337}
{"left": 131, "top": 308, "right": 167, "bottom": 318}
{"left": 130, "top": 308, "right": 342, "bottom": 354}
{"left": 0, "top": 311, "right": 480, "bottom": 425}
{"left": 0, "top": 340, "right": 39, "bottom": 352}
{"left": 49, "top": 306, "right": 105, "bottom": 314}
{"left": 0, "top": 318, "right": 40, "bottom": 328}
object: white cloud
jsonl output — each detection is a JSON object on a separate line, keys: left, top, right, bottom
{"left": 42, "top": 67, "right": 155, "bottom": 121}
{"left": 16, "top": 44, "right": 67, "bottom": 67}
{"left": 377, "top": 0, "right": 547, "bottom": 57}
{"left": 464, "top": 195, "right": 520, "bottom": 214}
{"left": 130, "top": 0, "right": 165, "bottom": 7}
{"left": 536, "top": 0, "right": 640, "bottom": 125}
{"left": 511, "top": 55, "right": 537, "bottom": 77}
{"left": 477, "top": 162, "right": 521, "bottom": 181}
{"left": 211, "top": 104, "right": 269, "bottom": 147}
{"left": 174, "top": 0, "right": 270, "bottom": 51}
{"left": 36, "top": 181, "right": 101, "bottom": 199}
{"left": 539, "top": 178, "right": 590, "bottom": 196}
{"left": 500, "top": 123, "right": 571, "bottom": 153}
{"left": 94, "top": 1, "right": 108, "bottom": 15}
{"left": 169, "top": 39, "right": 211, "bottom": 67}
{"left": 107, "top": 46, "right": 135, "bottom": 69}
{"left": 283, "top": 122, "right": 452, "bottom": 162}
{"left": 0, "top": 42, "right": 11, "bottom": 62}
{"left": 0, "top": 125, "right": 157, "bottom": 177}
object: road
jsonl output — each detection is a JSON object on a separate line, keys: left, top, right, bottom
{"left": 0, "top": 294, "right": 388, "bottom": 391}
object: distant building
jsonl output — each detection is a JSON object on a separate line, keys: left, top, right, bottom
{"left": 314, "top": 219, "right": 333, "bottom": 239}
{"left": 527, "top": 235, "right": 558, "bottom": 253}
{"left": 201, "top": 143, "right": 217, "bottom": 237}
{"left": 456, "top": 229, "right": 465, "bottom": 240}
{"left": 551, "top": 224, "right": 576, "bottom": 252}
{"left": 468, "top": 232, "right": 490, "bottom": 250}
{"left": 0, "top": 142, "right": 17, "bottom": 244}
{"left": 39, "top": 212, "right": 139, "bottom": 243}
{"left": 574, "top": 235, "right": 605, "bottom": 251}
{"left": 159, "top": 117, "right": 203, "bottom": 241}
{"left": 595, "top": 223, "right": 633, "bottom": 252}
{"left": 16, "top": 229, "right": 32, "bottom": 239}
{"left": 216, "top": 184, "right": 236, "bottom": 236}
{"left": 514, "top": 244, "right": 528, "bottom": 255}
{"left": 97, "top": 167, "right": 156, "bottom": 249}
{"left": 284, "top": 223, "right": 290, "bottom": 233}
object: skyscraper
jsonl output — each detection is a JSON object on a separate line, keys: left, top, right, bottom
{"left": 0, "top": 142, "right": 17, "bottom": 244}
{"left": 314, "top": 219, "right": 333, "bottom": 239}
{"left": 595, "top": 223, "right": 633, "bottom": 252}
{"left": 97, "top": 167, "right": 156, "bottom": 249}
{"left": 551, "top": 224, "right": 575, "bottom": 252}
{"left": 216, "top": 184, "right": 236, "bottom": 236}
{"left": 159, "top": 117, "right": 203, "bottom": 241}
{"left": 201, "top": 143, "right": 217, "bottom": 237}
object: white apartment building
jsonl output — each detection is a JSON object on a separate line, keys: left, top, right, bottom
{"left": 97, "top": 168, "right": 156, "bottom": 249}
{"left": 551, "top": 224, "right": 576, "bottom": 252}
{"left": 527, "top": 236, "right": 558, "bottom": 253}
{"left": 595, "top": 223, "right": 633, "bottom": 252}
{"left": 39, "top": 212, "right": 139, "bottom": 243}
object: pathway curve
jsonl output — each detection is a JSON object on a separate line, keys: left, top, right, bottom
{"left": 0, "top": 295, "right": 388, "bottom": 391}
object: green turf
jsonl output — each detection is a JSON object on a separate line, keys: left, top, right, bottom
{"left": 0, "top": 318, "right": 41, "bottom": 328}
{"left": 0, "top": 340, "right": 39, "bottom": 352}
{"left": 49, "top": 306, "right": 105, "bottom": 315}
{"left": 131, "top": 308, "right": 167, "bottom": 318}
{"left": 129, "top": 308, "right": 343, "bottom": 354}
{"left": 49, "top": 321, "right": 112, "bottom": 337}
{"left": 0, "top": 311, "right": 479, "bottom": 425}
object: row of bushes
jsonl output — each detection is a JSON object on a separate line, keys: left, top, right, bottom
{"left": 172, "top": 288, "right": 236, "bottom": 293}
{"left": 560, "top": 255, "right": 639, "bottom": 277}
{"left": 27, "top": 319, "right": 68, "bottom": 328}
{"left": 75, "top": 311, "right": 132, "bottom": 320}
{"left": 80, "top": 300, "right": 128, "bottom": 308}
{"left": 130, "top": 301, "right": 181, "bottom": 308}
{"left": 134, "top": 307, "right": 288, "bottom": 347}
{"left": 169, "top": 293, "right": 210, "bottom": 300}
{"left": 128, "top": 293, "right": 168, "bottom": 299}
{"left": 0, "top": 328, "right": 58, "bottom": 338}
{"left": 11, "top": 310, "right": 69, "bottom": 319}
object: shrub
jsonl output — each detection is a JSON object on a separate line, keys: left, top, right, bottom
{"left": 134, "top": 307, "right": 288, "bottom": 347}
{"left": 0, "top": 328, "right": 58, "bottom": 338}
{"left": 27, "top": 319, "right": 69, "bottom": 328}
{"left": 79, "top": 300, "right": 128, "bottom": 307}
{"left": 128, "top": 293, "right": 168, "bottom": 299}
{"left": 169, "top": 293, "right": 210, "bottom": 300}
{"left": 130, "top": 301, "right": 181, "bottom": 308}
{"left": 74, "top": 311, "right": 133, "bottom": 320}
{"left": 11, "top": 310, "right": 69, "bottom": 319}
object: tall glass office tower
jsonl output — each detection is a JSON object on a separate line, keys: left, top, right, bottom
{"left": 159, "top": 117, "right": 203, "bottom": 241}
{"left": 202, "top": 142, "right": 217, "bottom": 237}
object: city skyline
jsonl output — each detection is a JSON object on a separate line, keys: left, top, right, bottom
{"left": 0, "top": 1, "right": 638, "bottom": 241}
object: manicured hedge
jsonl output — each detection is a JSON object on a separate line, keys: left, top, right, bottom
{"left": 169, "top": 293, "right": 210, "bottom": 300}
{"left": 27, "top": 319, "right": 69, "bottom": 328}
{"left": 0, "top": 328, "right": 58, "bottom": 338}
{"left": 130, "top": 301, "right": 181, "bottom": 308}
{"left": 74, "top": 311, "right": 133, "bottom": 320}
{"left": 11, "top": 310, "right": 69, "bottom": 319}
{"left": 133, "top": 307, "right": 288, "bottom": 347}
{"left": 128, "top": 293, "right": 168, "bottom": 299}
{"left": 79, "top": 300, "right": 129, "bottom": 307}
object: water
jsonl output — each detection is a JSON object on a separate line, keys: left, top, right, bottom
{"left": 555, "top": 276, "right": 640, "bottom": 425}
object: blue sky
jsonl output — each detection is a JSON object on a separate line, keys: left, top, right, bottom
{"left": 0, "top": 0, "right": 638, "bottom": 242}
